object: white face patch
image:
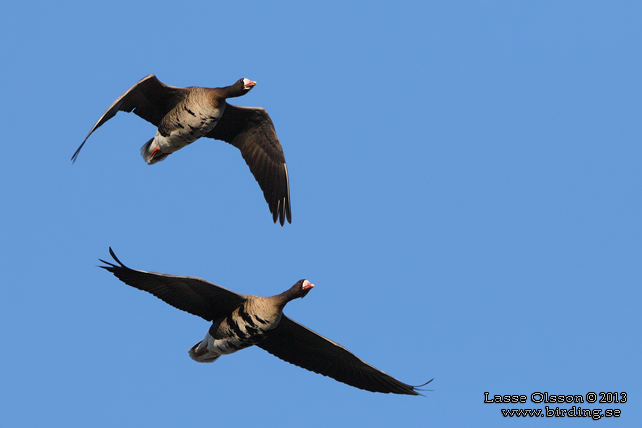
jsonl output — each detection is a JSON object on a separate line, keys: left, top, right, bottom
{"left": 243, "top": 78, "right": 256, "bottom": 90}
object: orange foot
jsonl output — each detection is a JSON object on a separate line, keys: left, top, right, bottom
{"left": 149, "top": 146, "right": 170, "bottom": 163}
{"left": 150, "top": 146, "right": 163, "bottom": 159}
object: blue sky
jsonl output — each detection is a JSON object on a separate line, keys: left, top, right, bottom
{"left": 1, "top": 1, "right": 640, "bottom": 426}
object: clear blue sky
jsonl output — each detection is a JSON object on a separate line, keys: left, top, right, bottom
{"left": 1, "top": 1, "right": 640, "bottom": 426}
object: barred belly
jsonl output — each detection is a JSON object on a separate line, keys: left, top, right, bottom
{"left": 188, "top": 303, "right": 278, "bottom": 363}
{"left": 156, "top": 103, "right": 225, "bottom": 153}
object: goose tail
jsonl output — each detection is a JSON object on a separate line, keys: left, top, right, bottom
{"left": 188, "top": 341, "right": 221, "bottom": 363}
{"left": 140, "top": 137, "right": 170, "bottom": 164}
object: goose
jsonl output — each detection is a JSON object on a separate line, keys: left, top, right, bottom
{"left": 99, "top": 248, "right": 430, "bottom": 395}
{"left": 72, "top": 75, "right": 291, "bottom": 225}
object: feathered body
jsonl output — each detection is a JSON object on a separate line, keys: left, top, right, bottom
{"left": 74, "top": 75, "right": 292, "bottom": 225}
{"left": 99, "top": 248, "right": 431, "bottom": 395}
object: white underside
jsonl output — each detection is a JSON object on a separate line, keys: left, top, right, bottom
{"left": 144, "top": 104, "right": 225, "bottom": 163}
{"left": 188, "top": 331, "right": 242, "bottom": 363}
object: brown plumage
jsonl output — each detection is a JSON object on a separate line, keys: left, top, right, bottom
{"left": 99, "top": 248, "right": 430, "bottom": 395}
{"left": 73, "top": 75, "right": 291, "bottom": 225}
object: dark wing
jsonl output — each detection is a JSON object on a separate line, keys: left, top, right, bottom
{"left": 99, "top": 248, "right": 246, "bottom": 321}
{"left": 72, "top": 74, "right": 189, "bottom": 162}
{"left": 205, "top": 104, "right": 291, "bottom": 226}
{"left": 257, "top": 315, "right": 429, "bottom": 395}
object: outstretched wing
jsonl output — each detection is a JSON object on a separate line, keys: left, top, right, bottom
{"left": 257, "top": 315, "right": 429, "bottom": 395}
{"left": 99, "top": 248, "right": 245, "bottom": 321}
{"left": 206, "top": 104, "right": 291, "bottom": 226}
{"left": 72, "top": 74, "right": 189, "bottom": 162}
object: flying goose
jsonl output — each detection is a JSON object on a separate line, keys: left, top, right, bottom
{"left": 73, "top": 75, "right": 291, "bottom": 225}
{"left": 99, "top": 248, "right": 430, "bottom": 395}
